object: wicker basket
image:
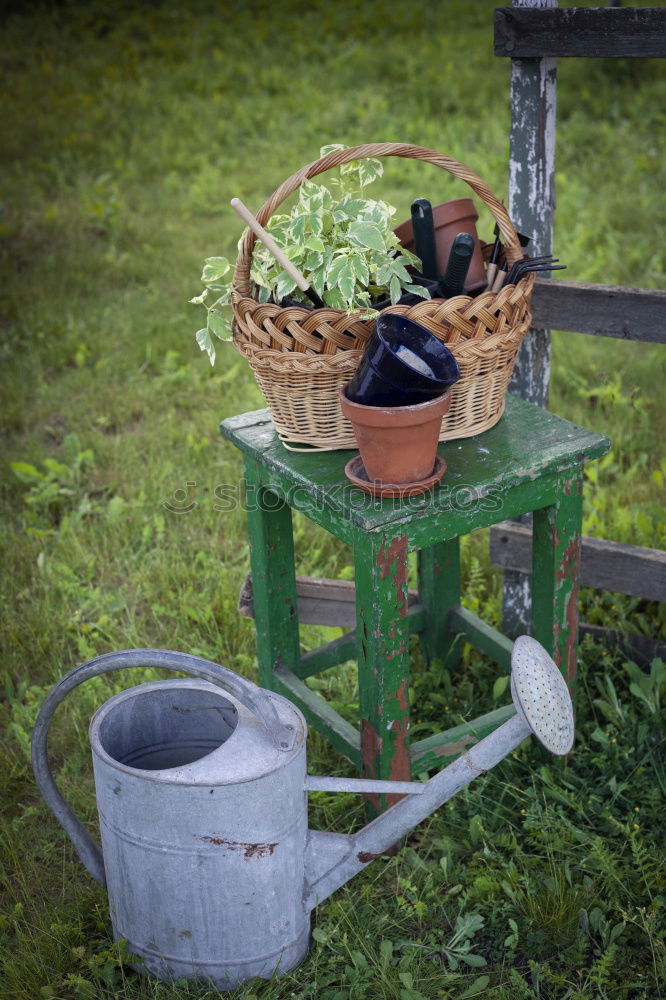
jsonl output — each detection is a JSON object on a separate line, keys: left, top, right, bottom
{"left": 231, "top": 142, "right": 534, "bottom": 450}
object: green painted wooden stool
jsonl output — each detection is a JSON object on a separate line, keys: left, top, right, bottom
{"left": 221, "top": 395, "right": 609, "bottom": 810}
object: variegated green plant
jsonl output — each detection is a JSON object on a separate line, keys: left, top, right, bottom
{"left": 192, "top": 145, "right": 429, "bottom": 365}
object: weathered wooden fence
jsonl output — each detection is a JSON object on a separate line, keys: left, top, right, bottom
{"left": 495, "top": 1, "right": 666, "bottom": 658}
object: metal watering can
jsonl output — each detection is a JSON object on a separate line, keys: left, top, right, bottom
{"left": 33, "top": 638, "right": 574, "bottom": 989}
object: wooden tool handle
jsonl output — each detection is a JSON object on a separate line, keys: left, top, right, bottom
{"left": 231, "top": 197, "right": 310, "bottom": 293}
{"left": 490, "top": 272, "right": 505, "bottom": 293}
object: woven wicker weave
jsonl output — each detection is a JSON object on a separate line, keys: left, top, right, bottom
{"left": 231, "top": 142, "right": 534, "bottom": 450}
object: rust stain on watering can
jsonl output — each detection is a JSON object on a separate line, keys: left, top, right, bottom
{"left": 200, "top": 836, "right": 278, "bottom": 858}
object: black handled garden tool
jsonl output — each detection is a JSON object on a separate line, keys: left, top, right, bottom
{"left": 504, "top": 255, "right": 566, "bottom": 288}
{"left": 410, "top": 199, "right": 438, "bottom": 281}
{"left": 486, "top": 223, "right": 531, "bottom": 290}
{"left": 436, "top": 233, "right": 475, "bottom": 298}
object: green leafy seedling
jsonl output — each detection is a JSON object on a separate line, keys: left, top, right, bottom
{"left": 192, "top": 144, "right": 428, "bottom": 364}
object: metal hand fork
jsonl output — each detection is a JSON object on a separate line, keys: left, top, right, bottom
{"left": 505, "top": 256, "right": 567, "bottom": 286}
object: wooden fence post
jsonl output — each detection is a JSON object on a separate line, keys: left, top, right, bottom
{"left": 502, "top": 0, "right": 558, "bottom": 636}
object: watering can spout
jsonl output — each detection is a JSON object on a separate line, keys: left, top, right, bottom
{"left": 304, "top": 636, "right": 574, "bottom": 909}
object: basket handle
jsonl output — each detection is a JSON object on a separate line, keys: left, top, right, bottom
{"left": 233, "top": 142, "right": 523, "bottom": 295}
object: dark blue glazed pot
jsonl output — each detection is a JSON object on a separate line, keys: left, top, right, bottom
{"left": 346, "top": 313, "right": 460, "bottom": 407}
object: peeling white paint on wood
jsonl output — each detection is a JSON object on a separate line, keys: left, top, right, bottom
{"left": 503, "top": 0, "right": 558, "bottom": 633}
{"left": 503, "top": 567, "right": 532, "bottom": 636}
{"left": 508, "top": 67, "right": 557, "bottom": 248}
{"left": 508, "top": 0, "right": 557, "bottom": 407}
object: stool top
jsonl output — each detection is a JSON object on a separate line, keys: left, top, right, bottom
{"left": 220, "top": 395, "right": 609, "bottom": 540}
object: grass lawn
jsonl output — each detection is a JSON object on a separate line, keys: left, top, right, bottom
{"left": 1, "top": 1, "right": 664, "bottom": 997}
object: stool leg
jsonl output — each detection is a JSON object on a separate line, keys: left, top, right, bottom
{"left": 354, "top": 530, "right": 412, "bottom": 817}
{"left": 243, "top": 459, "right": 300, "bottom": 689}
{"left": 531, "top": 471, "right": 583, "bottom": 695}
{"left": 418, "top": 539, "right": 461, "bottom": 671}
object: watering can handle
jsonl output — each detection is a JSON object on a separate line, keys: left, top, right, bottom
{"left": 31, "top": 648, "right": 296, "bottom": 887}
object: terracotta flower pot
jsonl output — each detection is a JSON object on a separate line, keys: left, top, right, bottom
{"left": 394, "top": 197, "right": 487, "bottom": 294}
{"left": 340, "top": 387, "right": 451, "bottom": 485}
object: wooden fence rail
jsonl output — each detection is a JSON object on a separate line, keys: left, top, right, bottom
{"left": 490, "top": 522, "right": 666, "bottom": 603}
{"left": 238, "top": 573, "right": 666, "bottom": 666}
{"left": 532, "top": 280, "right": 666, "bottom": 344}
{"left": 495, "top": 6, "right": 666, "bottom": 59}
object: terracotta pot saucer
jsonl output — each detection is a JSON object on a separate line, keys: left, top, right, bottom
{"left": 344, "top": 455, "right": 446, "bottom": 498}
